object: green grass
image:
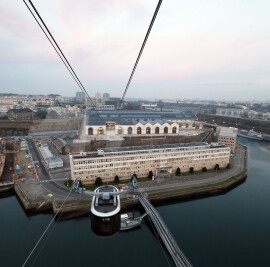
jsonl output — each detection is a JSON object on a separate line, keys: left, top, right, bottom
{"left": 150, "top": 169, "right": 247, "bottom": 197}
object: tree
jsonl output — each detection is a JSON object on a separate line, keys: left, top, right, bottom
{"left": 36, "top": 109, "right": 47, "bottom": 119}
{"left": 202, "top": 167, "right": 207, "bottom": 172}
{"left": 189, "top": 167, "right": 194, "bottom": 174}
{"left": 47, "top": 110, "right": 59, "bottom": 119}
{"left": 95, "top": 177, "right": 102, "bottom": 186}
{"left": 131, "top": 173, "right": 137, "bottom": 181}
{"left": 215, "top": 164, "right": 220, "bottom": 171}
{"left": 114, "top": 175, "right": 119, "bottom": 183}
{"left": 148, "top": 171, "right": 153, "bottom": 179}
{"left": 175, "top": 167, "right": 181, "bottom": 176}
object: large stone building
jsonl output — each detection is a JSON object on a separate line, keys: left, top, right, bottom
{"left": 70, "top": 142, "right": 230, "bottom": 184}
{"left": 7, "top": 108, "right": 34, "bottom": 120}
{"left": 82, "top": 110, "right": 202, "bottom": 141}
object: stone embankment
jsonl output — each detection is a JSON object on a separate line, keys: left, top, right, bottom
{"left": 4, "top": 144, "right": 247, "bottom": 219}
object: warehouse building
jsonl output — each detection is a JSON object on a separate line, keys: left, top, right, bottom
{"left": 70, "top": 142, "right": 230, "bottom": 184}
{"left": 39, "top": 143, "right": 63, "bottom": 169}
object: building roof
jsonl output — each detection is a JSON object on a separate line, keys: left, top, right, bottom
{"left": 52, "top": 137, "right": 68, "bottom": 148}
{"left": 40, "top": 146, "right": 53, "bottom": 159}
{"left": 47, "top": 157, "right": 63, "bottom": 164}
{"left": 86, "top": 110, "right": 197, "bottom": 126}
{"left": 73, "top": 142, "right": 228, "bottom": 159}
{"left": 219, "top": 132, "right": 237, "bottom": 138}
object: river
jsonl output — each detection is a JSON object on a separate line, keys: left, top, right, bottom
{"left": 1, "top": 138, "right": 270, "bottom": 267}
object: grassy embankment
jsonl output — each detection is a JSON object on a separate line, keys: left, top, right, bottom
{"left": 149, "top": 169, "right": 247, "bottom": 197}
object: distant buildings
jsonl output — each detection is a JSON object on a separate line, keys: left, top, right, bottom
{"left": 103, "top": 93, "right": 110, "bottom": 99}
{"left": 76, "top": 92, "right": 85, "bottom": 103}
{"left": 7, "top": 108, "right": 34, "bottom": 120}
{"left": 0, "top": 103, "right": 13, "bottom": 113}
{"left": 56, "top": 96, "right": 76, "bottom": 103}
{"left": 216, "top": 108, "right": 270, "bottom": 120}
{"left": 70, "top": 142, "right": 230, "bottom": 184}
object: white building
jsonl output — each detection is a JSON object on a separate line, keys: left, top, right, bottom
{"left": 0, "top": 103, "right": 13, "bottom": 113}
{"left": 70, "top": 142, "right": 230, "bottom": 184}
{"left": 82, "top": 110, "right": 202, "bottom": 140}
{"left": 39, "top": 143, "right": 63, "bottom": 169}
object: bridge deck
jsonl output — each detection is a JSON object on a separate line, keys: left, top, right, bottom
{"left": 137, "top": 192, "right": 192, "bottom": 267}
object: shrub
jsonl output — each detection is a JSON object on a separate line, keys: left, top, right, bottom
{"left": 95, "top": 177, "right": 102, "bottom": 186}
{"left": 189, "top": 167, "right": 194, "bottom": 174}
{"left": 175, "top": 167, "right": 181, "bottom": 176}
{"left": 114, "top": 175, "right": 119, "bottom": 183}
{"left": 131, "top": 173, "right": 137, "bottom": 181}
{"left": 215, "top": 164, "right": 220, "bottom": 171}
{"left": 202, "top": 167, "right": 207, "bottom": 172}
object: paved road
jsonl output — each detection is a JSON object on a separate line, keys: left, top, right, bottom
{"left": 26, "top": 138, "right": 88, "bottom": 199}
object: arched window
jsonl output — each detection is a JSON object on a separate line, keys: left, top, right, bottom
{"left": 172, "top": 126, "right": 177, "bottom": 134}
{"left": 88, "top": 127, "right": 93, "bottom": 135}
{"left": 155, "top": 127, "right": 160, "bottom": 134}
{"left": 164, "top": 127, "right": 168, "bottom": 134}
{"left": 128, "top": 127, "right": 133, "bottom": 135}
{"left": 146, "top": 127, "right": 151, "bottom": 134}
{"left": 186, "top": 123, "right": 189, "bottom": 128}
{"left": 137, "top": 127, "right": 142, "bottom": 134}
{"left": 98, "top": 127, "right": 103, "bottom": 135}
{"left": 118, "top": 127, "right": 123, "bottom": 134}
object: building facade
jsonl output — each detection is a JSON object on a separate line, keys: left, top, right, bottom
{"left": 70, "top": 142, "right": 230, "bottom": 184}
{"left": 83, "top": 110, "right": 202, "bottom": 140}
{"left": 76, "top": 92, "right": 85, "bottom": 103}
{"left": 217, "top": 127, "right": 237, "bottom": 152}
{"left": 7, "top": 108, "right": 34, "bottom": 120}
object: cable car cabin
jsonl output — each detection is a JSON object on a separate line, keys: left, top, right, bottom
{"left": 91, "top": 185, "right": 121, "bottom": 236}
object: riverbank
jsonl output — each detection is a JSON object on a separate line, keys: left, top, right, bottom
{"left": 6, "top": 143, "right": 247, "bottom": 219}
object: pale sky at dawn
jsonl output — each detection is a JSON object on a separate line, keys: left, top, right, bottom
{"left": 1, "top": 0, "right": 270, "bottom": 100}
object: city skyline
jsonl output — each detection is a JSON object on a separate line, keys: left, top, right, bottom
{"left": 1, "top": 0, "right": 270, "bottom": 100}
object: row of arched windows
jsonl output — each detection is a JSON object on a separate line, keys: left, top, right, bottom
{"left": 88, "top": 126, "right": 178, "bottom": 135}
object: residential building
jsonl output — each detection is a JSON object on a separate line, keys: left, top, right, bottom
{"left": 0, "top": 103, "right": 13, "bottom": 113}
{"left": 70, "top": 142, "right": 230, "bottom": 184}
{"left": 76, "top": 92, "right": 85, "bottom": 103}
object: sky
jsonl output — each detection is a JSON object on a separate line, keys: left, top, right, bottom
{"left": 0, "top": 0, "right": 270, "bottom": 101}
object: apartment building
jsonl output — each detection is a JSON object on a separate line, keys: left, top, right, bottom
{"left": 70, "top": 142, "right": 230, "bottom": 184}
{"left": 217, "top": 127, "right": 238, "bottom": 152}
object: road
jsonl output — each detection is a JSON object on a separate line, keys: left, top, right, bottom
{"left": 26, "top": 138, "right": 87, "bottom": 199}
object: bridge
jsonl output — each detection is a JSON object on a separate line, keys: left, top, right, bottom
{"left": 71, "top": 177, "right": 192, "bottom": 266}
{"left": 137, "top": 191, "right": 192, "bottom": 267}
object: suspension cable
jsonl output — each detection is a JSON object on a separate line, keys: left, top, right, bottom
{"left": 21, "top": 189, "right": 73, "bottom": 267}
{"left": 121, "top": 0, "right": 163, "bottom": 103}
{"left": 23, "top": 0, "right": 96, "bottom": 108}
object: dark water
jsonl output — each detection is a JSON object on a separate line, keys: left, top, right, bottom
{"left": 1, "top": 138, "right": 270, "bottom": 267}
